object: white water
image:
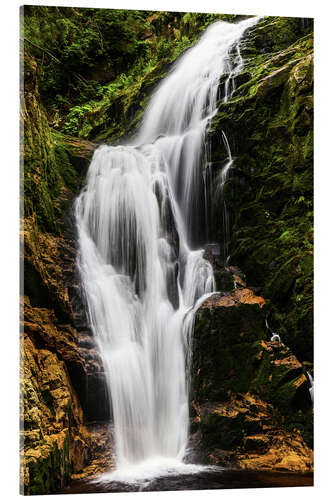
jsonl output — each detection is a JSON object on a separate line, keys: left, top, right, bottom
{"left": 307, "top": 372, "right": 314, "bottom": 403}
{"left": 218, "top": 130, "right": 234, "bottom": 262}
{"left": 271, "top": 333, "right": 282, "bottom": 343}
{"left": 93, "top": 459, "right": 220, "bottom": 487}
{"left": 76, "top": 16, "right": 261, "bottom": 479}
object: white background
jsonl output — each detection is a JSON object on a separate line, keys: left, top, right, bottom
{"left": 0, "top": 0, "right": 331, "bottom": 498}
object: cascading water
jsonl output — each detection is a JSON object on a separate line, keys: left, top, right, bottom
{"left": 217, "top": 36, "right": 249, "bottom": 263}
{"left": 218, "top": 130, "right": 234, "bottom": 263}
{"left": 75, "top": 16, "right": 261, "bottom": 479}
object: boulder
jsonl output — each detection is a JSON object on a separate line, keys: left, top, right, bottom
{"left": 191, "top": 279, "right": 313, "bottom": 471}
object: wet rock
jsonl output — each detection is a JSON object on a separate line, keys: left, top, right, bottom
{"left": 194, "top": 394, "right": 313, "bottom": 472}
{"left": 70, "top": 424, "right": 116, "bottom": 481}
{"left": 191, "top": 285, "right": 313, "bottom": 471}
{"left": 22, "top": 52, "right": 111, "bottom": 493}
{"left": 23, "top": 295, "right": 111, "bottom": 424}
{"left": 243, "top": 434, "right": 270, "bottom": 452}
{"left": 208, "top": 27, "right": 314, "bottom": 363}
{"left": 21, "top": 331, "right": 90, "bottom": 494}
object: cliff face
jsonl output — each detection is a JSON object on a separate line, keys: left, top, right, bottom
{"left": 209, "top": 17, "right": 313, "bottom": 364}
{"left": 190, "top": 16, "right": 313, "bottom": 472}
{"left": 21, "top": 50, "right": 113, "bottom": 494}
{"left": 22, "top": 304, "right": 88, "bottom": 494}
{"left": 190, "top": 265, "right": 313, "bottom": 471}
{"left": 22, "top": 10, "right": 313, "bottom": 494}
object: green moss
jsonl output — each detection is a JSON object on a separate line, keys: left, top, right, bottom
{"left": 201, "top": 412, "right": 244, "bottom": 450}
{"left": 192, "top": 302, "right": 267, "bottom": 401}
{"left": 193, "top": 295, "right": 313, "bottom": 449}
{"left": 51, "top": 132, "right": 80, "bottom": 191}
{"left": 23, "top": 52, "right": 90, "bottom": 234}
{"left": 193, "top": 299, "right": 311, "bottom": 412}
{"left": 214, "top": 269, "right": 235, "bottom": 292}
{"left": 209, "top": 18, "right": 313, "bottom": 363}
{"left": 27, "top": 433, "right": 71, "bottom": 495}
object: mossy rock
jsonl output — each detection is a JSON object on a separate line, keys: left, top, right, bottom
{"left": 214, "top": 269, "right": 235, "bottom": 292}
{"left": 201, "top": 412, "right": 244, "bottom": 450}
{"left": 193, "top": 297, "right": 312, "bottom": 417}
{"left": 208, "top": 18, "right": 313, "bottom": 363}
{"left": 192, "top": 299, "right": 267, "bottom": 401}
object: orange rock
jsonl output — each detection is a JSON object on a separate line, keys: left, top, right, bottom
{"left": 201, "top": 288, "right": 266, "bottom": 310}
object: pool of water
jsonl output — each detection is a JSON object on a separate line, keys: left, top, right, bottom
{"left": 59, "top": 468, "right": 313, "bottom": 494}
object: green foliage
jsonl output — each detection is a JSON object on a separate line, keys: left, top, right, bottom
{"left": 24, "top": 7, "right": 152, "bottom": 108}
{"left": 23, "top": 7, "right": 244, "bottom": 141}
{"left": 23, "top": 51, "right": 83, "bottom": 234}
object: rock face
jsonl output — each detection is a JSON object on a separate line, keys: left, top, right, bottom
{"left": 191, "top": 266, "right": 313, "bottom": 472}
{"left": 22, "top": 50, "right": 113, "bottom": 494}
{"left": 21, "top": 318, "right": 88, "bottom": 494}
{"left": 196, "top": 394, "right": 313, "bottom": 472}
{"left": 193, "top": 16, "right": 314, "bottom": 474}
{"left": 21, "top": 292, "right": 114, "bottom": 494}
{"left": 209, "top": 17, "right": 314, "bottom": 364}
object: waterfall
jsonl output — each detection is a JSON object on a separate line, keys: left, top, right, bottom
{"left": 75, "top": 16, "right": 261, "bottom": 476}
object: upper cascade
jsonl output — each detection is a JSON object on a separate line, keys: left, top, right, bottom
{"left": 137, "top": 17, "right": 261, "bottom": 143}
{"left": 136, "top": 16, "right": 261, "bottom": 247}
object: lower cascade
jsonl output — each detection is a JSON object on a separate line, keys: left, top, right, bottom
{"left": 75, "top": 17, "right": 261, "bottom": 474}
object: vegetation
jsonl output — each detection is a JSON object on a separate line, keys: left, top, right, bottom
{"left": 23, "top": 7, "right": 240, "bottom": 141}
